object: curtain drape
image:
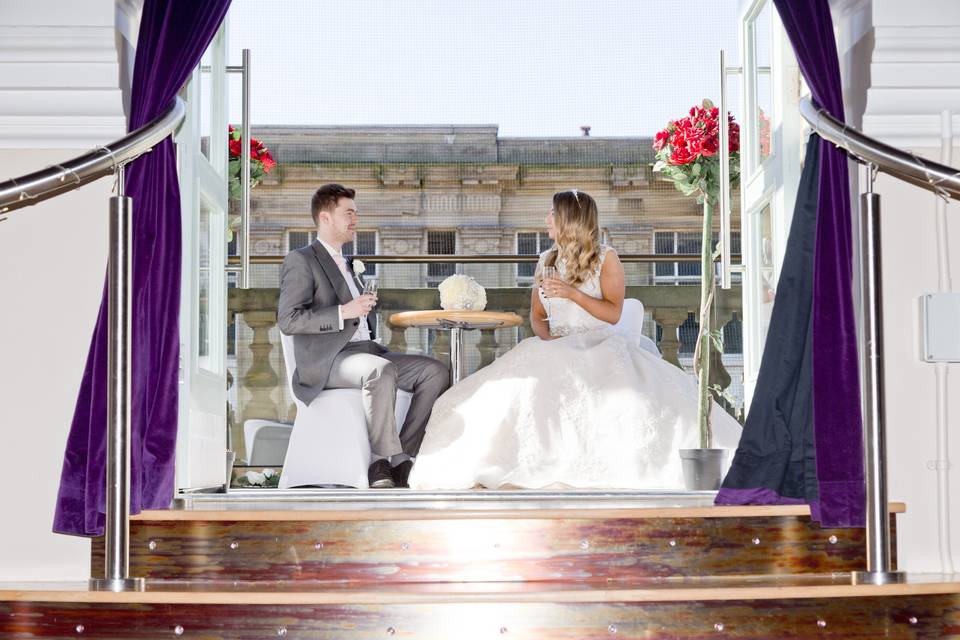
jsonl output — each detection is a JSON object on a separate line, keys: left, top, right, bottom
{"left": 55, "top": 0, "right": 232, "bottom": 536}
{"left": 717, "top": 0, "right": 865, "bottom": 528}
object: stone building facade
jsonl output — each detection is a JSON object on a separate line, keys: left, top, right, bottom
{"left": 242, "top": 125, "right": 741, "bottom": 291}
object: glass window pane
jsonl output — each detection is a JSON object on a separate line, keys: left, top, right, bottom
{"left": 755, "top": 1, "right": 774, "bottom": 164}
{"left": 517, "top": 232, "right": 537, "bottom": 255}
{"left": 676, "top": 232, "right": 701, "bottom": 254}
{"left": 678, "top": 262, "right": 702, "bottom": 277}
{"left": 198, "top": 202, "right": 212, "bottom": 363}
{"left": 427, "top": 230, "right": 456, "bottom": 280}
{"left": 288, "top": 231, "right": 312, "bottom": 251}
{"left": 654, "top": 232, "right": 674, "bottom": 254}
{"left": 655, "top": 262, "right": 675, "bottom": 277}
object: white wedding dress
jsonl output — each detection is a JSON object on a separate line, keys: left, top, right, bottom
{"left": 407, "top": 246, "right": 742, "bottom": 490}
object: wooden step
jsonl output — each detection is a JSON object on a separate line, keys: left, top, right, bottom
{"left": 91, "top": 497, "right": 904, "bottom": 584}
{"left": 2, "top": 573, "right": 957, "bottom": 638}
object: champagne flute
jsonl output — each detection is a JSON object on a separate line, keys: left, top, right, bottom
{"left": 361, "top": 279, "right": 378, "bottom": 320}
{"left": 541, "top": 266, "right": 557, "bottom": 328}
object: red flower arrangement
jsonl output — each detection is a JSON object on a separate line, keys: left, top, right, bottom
{"left": 652, "top": 99, "right": 741, "bottom": 205}
{"left": 228, "top": 125, "right": 276, "bottom": 200}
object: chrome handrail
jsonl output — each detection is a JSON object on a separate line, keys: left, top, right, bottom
{"left": 800, "top": 97, "right": 960, "bottom": 201}
{"left": 0, "top": 97, "right": 186, "bottom": 216}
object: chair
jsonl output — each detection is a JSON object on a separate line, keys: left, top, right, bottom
{"left": 243, "top": 419, "right": 293, "bottom": 466}
{"left": 614, "top": 298, "right": 662, "bottom": 357}
{"left": 278, "top": 333, "right": 412, "bottom": 488}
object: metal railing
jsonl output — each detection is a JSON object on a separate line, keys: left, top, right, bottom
{"left": 228, "top": 254, "right": 742, "bottom": 266}
{"left": 800, "top": 97, "right": 960, "bottom": 585}
{"left": 800, "top": 99, "right": 960, "bottom": 200}
{"left": 0, "top": 98, "right": 185, "bottom": 217}
{"left": 0, "top": 97, "right": 186, "bottom": 593}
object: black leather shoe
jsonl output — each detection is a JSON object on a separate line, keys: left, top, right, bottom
{"left": 391, "top": 460, "right": 414, "bottom": 488}
{"left": 368, "top": 459, "right": 395, "bottom": 489}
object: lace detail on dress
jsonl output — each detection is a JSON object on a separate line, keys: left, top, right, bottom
{"left": 539, "top": 244, "right": 615, "bottom": 337}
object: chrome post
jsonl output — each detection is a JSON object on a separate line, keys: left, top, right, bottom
{"left": 90, "top": 166, "right": 144, "bottom": 592}
{"left": 852, "top": 184, "right": 903, "bottom": 585}
{"left": 240, "top": 48, "right": 251, "bottom": 289}
{"left": 718, "top": 49, "right": 733, "bottom": 290}
{"left": 450, "top": 326, "right": 463, "bottom": 386}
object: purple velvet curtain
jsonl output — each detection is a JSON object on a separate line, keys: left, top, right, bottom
{"left": 54, "top": 0, "right": 232, "bottom": 536}
{"left": 773, "top": 0, "right": 864, "bottom": 527}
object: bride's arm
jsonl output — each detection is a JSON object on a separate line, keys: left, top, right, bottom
{"left": 544, "top": 251, "right": 625, "bottom": 324}
{"left": 529, "top": 286, "right": 554, "bottom": 340}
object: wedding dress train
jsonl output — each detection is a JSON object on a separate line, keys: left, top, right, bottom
{"left": 407, "top": 246, "right": 742, "bottom": 490}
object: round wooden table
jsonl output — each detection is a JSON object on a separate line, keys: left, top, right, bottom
{"left": 388, "top": 310, "right": 523, "bottom": 384}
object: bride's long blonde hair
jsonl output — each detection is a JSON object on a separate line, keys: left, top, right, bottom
{"left": 541, "top": 189, "right": 601, "bottom": 287}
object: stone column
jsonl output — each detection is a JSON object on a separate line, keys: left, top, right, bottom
{"left": 653, "top": 308, "right": 689, "bottom": 368}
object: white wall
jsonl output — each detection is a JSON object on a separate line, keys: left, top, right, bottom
{"left": 0, "top": 0, "right": 126, "bottom": 580}
{"left": 850, "top": 0, "right": 960, "bottom": 572}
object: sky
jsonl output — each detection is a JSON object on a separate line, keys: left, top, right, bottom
{"left": 227, "top": 0, "right": 747, "bottom": 138}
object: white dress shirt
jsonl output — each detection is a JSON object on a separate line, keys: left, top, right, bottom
{"left": 317, "top": 238, "right": 370, "bottom": 342}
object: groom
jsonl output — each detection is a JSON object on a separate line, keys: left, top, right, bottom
{"left": 277, "top": 183, "right": 450, "bottom": 488}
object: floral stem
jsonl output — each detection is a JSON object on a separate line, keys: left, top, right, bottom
{"left": 696, "top": 200, "right": 714, "bottom": 449}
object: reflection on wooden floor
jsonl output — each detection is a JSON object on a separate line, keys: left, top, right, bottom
{"left": 5, "top": 499, "right": 960, "bottom": 638}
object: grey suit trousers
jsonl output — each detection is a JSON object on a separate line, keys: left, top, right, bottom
{"left": 326, "top": 341, "right": 450, "bottom": 458}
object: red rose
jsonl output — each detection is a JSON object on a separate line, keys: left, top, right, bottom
{"left": 653, "top": 129, "right": 671, "bottom": 151}
{"left": 229, "top": 138, "right": 241, "bottom": 158}
{"left": 701, "top": 136, "right": 718, "bottom": 157}
{"left": 669, "top": 143, "right": 696, "bottom": 165}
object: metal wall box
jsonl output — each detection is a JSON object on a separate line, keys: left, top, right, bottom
{"left": 921, "top": 292, "right": 960, "bottom": 362}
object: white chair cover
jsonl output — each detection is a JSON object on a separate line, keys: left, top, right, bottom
{"left": 278, "top": 333, "right": 412, "bottom": 488}
{"left": 243, "top": 419, "right": 293, "bottom": 465}
{"left": 614, "top": 298, "right": 662, "bottom": 357}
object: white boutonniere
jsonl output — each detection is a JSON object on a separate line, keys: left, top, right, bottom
{"left": 352, "top": 259, "right": 366, "bottom": 275}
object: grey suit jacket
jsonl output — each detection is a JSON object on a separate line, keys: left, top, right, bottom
{"left": 277, "top": 240, "right": 387, "bottom": 405}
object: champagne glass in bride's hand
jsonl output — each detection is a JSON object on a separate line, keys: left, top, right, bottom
{"left": 541, "top": 266, "right": 557, "bottom": 324}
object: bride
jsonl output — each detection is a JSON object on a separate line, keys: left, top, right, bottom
{"left": 407, "top": 189, "right": 742, "bottom": 490}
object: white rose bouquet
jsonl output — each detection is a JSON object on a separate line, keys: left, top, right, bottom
{"left": 438, "top": 274, "right": 487, "bottom": 311}
{"left": 234, "top": 467, "right": 280, "bottom": 488}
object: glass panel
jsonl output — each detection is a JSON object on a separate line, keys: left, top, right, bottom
{"left": 754, "top": 1, "right": 774, "bottom": 164}
{"left": 757, "top": 202, "right": 776, "bottom": 345}
{"left": 222, "top": 0, "right": 752, "bottom": 444}
{"left": 198, "top": 201, "right": 212, "bottom": 366}
{"left": 199, "top": 65, "right": 212, "bottom": 162}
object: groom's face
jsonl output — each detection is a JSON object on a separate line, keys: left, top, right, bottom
{"left": 319, "top": 197, "right": 358, "bottom": 244}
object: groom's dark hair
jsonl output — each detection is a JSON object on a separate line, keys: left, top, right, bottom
{"left": 311, "top": 183, "right": 356, "bottom": 224}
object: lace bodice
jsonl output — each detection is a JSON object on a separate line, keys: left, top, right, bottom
{"left": 538, "top": 244, "right": 615, "bottom": 336}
